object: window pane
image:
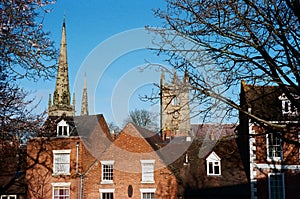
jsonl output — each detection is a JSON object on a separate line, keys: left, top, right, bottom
{"left": 103, "top": 164, "right": 113, "bottom": 181}
{"left": 208, "top": 162, "right": 213, "bottom": 174}
{"left": 284, "top": 101, "right": 289, "bottom": 112}
{"left": 102, "top": 193, "right": 114, "bottom": 199}
{"left": 214, "top": 165, "right": 220, "bottom": 174}
{"left": 58, "top": 126, "right": 63, "bottom": 135}
{"left": 268, "top": 133, "right": 281, "bottom": 159}
{"left": 142, "top": 193, "right": 154, "bottom": 199}
{"left": 64, "top": 126, "right": 68, "bottom": 136}
{"left": 142, "top": 163, "right": 154, "bottom": 182}
{"left": 269, "top": 174, "right": 284, "bottom": 199}
{"left": 54, "top": 153, "right": 70, "bottom": 174}
{"left": 53, "top": 187, "right": 70, "bottom": 199}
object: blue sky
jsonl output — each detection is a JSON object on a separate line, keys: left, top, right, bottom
{"left": 24, "top": 0, "right": 172, "bottom": 127}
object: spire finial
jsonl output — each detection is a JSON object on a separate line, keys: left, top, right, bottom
{"left": 84, "top": 72, "right": 87, "bottom": 89}
{"left": 63, "top": 12, "right": 66, "bottom": 25}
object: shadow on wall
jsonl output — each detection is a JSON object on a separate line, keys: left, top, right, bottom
{"left": 184, "top": 183, "right": 250, "bottom": 199}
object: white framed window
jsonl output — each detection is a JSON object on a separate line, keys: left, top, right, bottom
{"left": 140, "top": 188, "right": 156, "bottom": 199}
{"left": 57, "top": 120, "right": 70, "bottom": 137}
{"left": 268, "top": 173, "right": 285, "bottom": 199}
{"left": 141, "top": 160, "right": 155, "bottom": 183}
{"left": 206, "top": 151, "right": 221, "bottom": 176}
{"left": 101, "top": 160, "right": 114, "bottom": 184}
{"left": 99, "top": 189, "right": 114, "bottom": 199}
{"left": 0, "top": 195, "right": 17, "bottom": 199}
{"left": 278, "top": 93, "right": 298, "bottom": 116}
{"left": 52, "top": 182, "right": 70, "bottom": 199}
{"left": 267, "top": 133, "right": 282, "bottom": 161}
{"left": 53, "top": 150, "right": 71, "bottom": 175}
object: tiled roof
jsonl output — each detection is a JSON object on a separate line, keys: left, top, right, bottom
{"left": 40, "top": 114, "right": 113, "bottom": 140}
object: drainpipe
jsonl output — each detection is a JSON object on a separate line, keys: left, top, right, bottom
{"left": 76, "top": 142, "right": 79, "bottom": 174}
{"left": 76, "top": 142, "right": 84, "bottom": 199}
{"left": 80, "top": 175, "right": 83, "bottom": 199}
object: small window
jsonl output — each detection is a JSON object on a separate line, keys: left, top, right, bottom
{"left": 140, "top": 188, "right": 156, "bottom": 199}
{"left": 0, "top": 195, "right": 17, "bottom": 199}
{"left": 101, "top": 161, "right": 114, "bottom": 184}
{"left": 279, "top": 93, "right": 298, "bottom": 116}
{"left": 141, "top": 160, "right": 155, "bottom": 183}
{"left": 53, "top": 150, "right": 71, "bottom": 175}
{"left": 52, "top": 182, "right": 70, "bottom": 199}
{"left": 171, "top": 96, "right": 180, "bottom": 106}
{"left": 267, "top": 133, "right": 282, "bottom": 161}
{"left": 99, "top": 189, "right": 114, "bottom": 199}
{"left": 268, "top": 173, "right": 285, "bottom": 199}
{"left": 206, "top": 151, "right": 221, "bottom": 176}
{"left": 57, "top": 120, "right": 70, "bottom": 137}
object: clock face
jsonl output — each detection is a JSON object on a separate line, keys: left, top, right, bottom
{"left": 173, "top": 110, "right": 179, "bottom": 119}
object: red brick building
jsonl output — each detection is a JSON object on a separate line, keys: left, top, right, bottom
{"left": 82, "top": 123, "right": 178, "bottom": 199}
{"left": 26, "top": 114, "right": 112, "bottom": 199}
{"left": 26, "top": 117, "right": 178, "bottom": 199}
{"left": 239, "top": 81, "right": 300, "bottom": 199}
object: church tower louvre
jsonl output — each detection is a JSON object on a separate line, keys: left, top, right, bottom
{"left": 160, "top": 69, "right": 191, "bottom": 140}
{"left": 48, "top": 18, "right": 75, "bottom": 117}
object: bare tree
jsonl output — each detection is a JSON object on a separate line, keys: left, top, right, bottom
{"left": 149, "top": 0, "right": 300, "bottom": 129}
{"left": 0, "top": 0, "right": 57, "bottom": 195}
{"left": 124, "top": 109, "right": 159, "bottom": 132}
{"left": 108, "top": 122, "right": 121, "bottom": 136}
{"left": 1, "top": 0, "right": 57, "bottom": 81}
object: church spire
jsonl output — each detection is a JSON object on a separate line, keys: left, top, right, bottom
{"left": 48, "top": 18, "right": 74, "bottom": 117}
{"left": 80, "top": 73, "right": 89, "bottom": 116}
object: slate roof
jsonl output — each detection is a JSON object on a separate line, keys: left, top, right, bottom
{"left": 39, "top": 114, "right": 113, "bottom": 141}
{"left": 154, "top": 124, "right": 249, "bottom": 198}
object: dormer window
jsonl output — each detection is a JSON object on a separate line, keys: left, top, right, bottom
{"left": 206, "top": 151, "right": 221, "bottom": 176}
{"left": 279, "top": 93, "right": 298, "bottom": 116}
{"left": 57, "top": 119, "right": 70, "bottom": 137}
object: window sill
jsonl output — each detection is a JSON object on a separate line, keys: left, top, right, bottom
{"left": 52, "top": 173, "right": 71, "bottom": 176}
{"left": 101, "top": 181, "right": 114, "bottom": 184}
{"left": 207, "top": 174, "right": 222, "bottom": 176}
{"left": 267, "top": 157, "right": 282, "bottom": 162}
{"left": 141, "top": 181, "right": 155, "bottom": 184}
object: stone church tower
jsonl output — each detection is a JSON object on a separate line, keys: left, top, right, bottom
{"left": 48, "top": 19, "right": 75, "bottom": 117}
{"left": 160, "top": 69, "right": 190, "bottom": 139}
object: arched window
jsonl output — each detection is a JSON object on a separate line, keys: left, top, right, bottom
{"left": 171, "top": 96, "right": 180, "bottom": 106}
